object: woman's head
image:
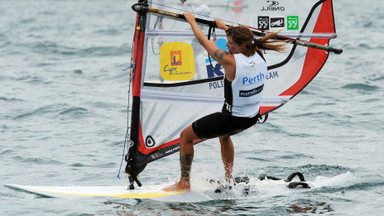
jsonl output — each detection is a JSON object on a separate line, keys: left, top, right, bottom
{"left": 225, "top": 26, "right": 255, "bottom": 56}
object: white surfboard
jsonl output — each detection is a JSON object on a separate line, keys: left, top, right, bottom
{"left": 4, "top": 184, "right": 215, "bottom": 202}
{"left": 4, "top": 177, "right": 317, "bottom": 201}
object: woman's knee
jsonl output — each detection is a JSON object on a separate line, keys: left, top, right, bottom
{"left": 219, "top": 134, "right": 231, "bottom": 143}
{"left": 180, "top": 125, "right": 198, "bottom": 143}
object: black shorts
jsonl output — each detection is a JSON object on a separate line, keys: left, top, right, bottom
{"left": 192, "top": 111, "right": 260, "bottom": 139}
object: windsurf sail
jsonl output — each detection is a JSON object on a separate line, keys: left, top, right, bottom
{"left": 124, "top": 0, "right": 341, "bottom": 189}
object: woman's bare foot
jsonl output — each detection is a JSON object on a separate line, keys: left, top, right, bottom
{"left": 163, "top": 179, "right": 191, "bottom": 192}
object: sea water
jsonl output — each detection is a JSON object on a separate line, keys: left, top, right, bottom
{"left": 1, "top": 0, "right": 383, "bottom": 215}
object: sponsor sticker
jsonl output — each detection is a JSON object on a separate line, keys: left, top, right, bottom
{"left": 287, "top": 16, "right": 299, "bottom": 30}
{"left": 270, "top": 17, "right": 285, "bottom": 28}
{"left": 160, "top": 42, "right": 195, "bottom": 81}
{"left": 258, "top": 16, "right": 269, "bottom": 30}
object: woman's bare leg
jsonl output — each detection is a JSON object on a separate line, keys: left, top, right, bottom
{"left": 219, "top": 135, "right": 234, "bottom": 182}
{"left": 163, "top": 125, "right": 199, "bottom": 192}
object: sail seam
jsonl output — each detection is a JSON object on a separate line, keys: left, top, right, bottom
{"left": 141, "top": 89, "right": 291, "bottom": 106}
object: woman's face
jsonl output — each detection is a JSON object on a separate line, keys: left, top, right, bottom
{"left": 226, "top": 36, "right": 242, "bottom": 54}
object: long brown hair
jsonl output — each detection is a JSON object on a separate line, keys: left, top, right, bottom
{"left": 225, "top": 25, "right": 286, "bottom": 56}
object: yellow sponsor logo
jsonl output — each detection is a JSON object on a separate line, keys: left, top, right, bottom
{"left": 160, "top": 42, "right": 195, "bottom": 81}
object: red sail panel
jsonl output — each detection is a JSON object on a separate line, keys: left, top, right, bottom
{"left": 280, "top": 0, "right": 334, "bottom": 97}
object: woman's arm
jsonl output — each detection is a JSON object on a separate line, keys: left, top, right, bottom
{"left": 214, "top": 19, "right": 229, "bottom": 31}
{"left": 183, "top": 13, "right": 234, "bottom": 70}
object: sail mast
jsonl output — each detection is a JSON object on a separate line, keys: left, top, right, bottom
{"left": 125, "top": 0, "right": 148, "bottom": 190}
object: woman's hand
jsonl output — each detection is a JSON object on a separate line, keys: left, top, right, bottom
{"left": 183, "top": 13, "right": 196, "bottom": 24}
{"left": 215, "top": 19, "right": 228, "bottom": 31}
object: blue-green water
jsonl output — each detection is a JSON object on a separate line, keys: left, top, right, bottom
{"left": 1, "top": 0, "right": 383, "bottom": 215}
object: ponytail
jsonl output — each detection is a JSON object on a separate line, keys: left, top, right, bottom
{"left": 255, "top": 31, "right": 287, "bottom": 52}
{"left": 226, "top": 26, "right": 286, "bottom": 56}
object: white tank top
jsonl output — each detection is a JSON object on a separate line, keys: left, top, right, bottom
{"left": 223, "top": 53, "right": 266, "bottom": 118}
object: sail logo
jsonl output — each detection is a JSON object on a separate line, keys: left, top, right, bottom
{"left": 287, "top": 16, "right": 299, "bottom": 30}
{"left": 145, "top": 136, "right": 156, "bottom": 148}
{"left": 170, "top": 50, "right": 182, "bottom": 66}
{"left": 208, "top": 79, "right": 224, "bottom": 90}
{"left": 268, "top": 0, "right": 279, "bottom": 6}
{"left": 258, "top": 16, "right": 270, "bottom": 30}
{"left": 160, "top": 42, "right": 195, "bottom": 81}
{"left": 206, "top": 38, "right": 226, "bottom": 78}
{"left": 270, "top": 17, "right": 284, "bottom": 28}
{"left": 266, "top": 70, "right": 279, "bottom": 80}
{"left": 261, "top": 1, "right": 285, "bottom": 11}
